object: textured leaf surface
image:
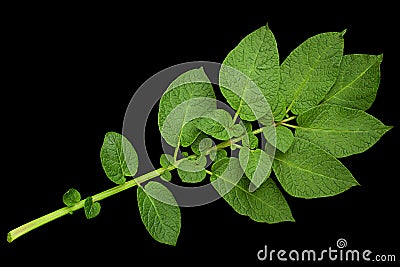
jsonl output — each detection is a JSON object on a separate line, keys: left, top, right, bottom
{"left": 219, "top": 25, "right": 280, "bottom": 121}
{"left": 193, "top": 109, "right": 234, "bottom": 140}
{"left": 296, "top": 104, "right": 392, "bottom": 158}
{"left": 210, "top": 149, "right": 228, "bottom": 162}
{"left": 198, "top": 138, "right": 213, "bottom": 154}
{"left": 177, "top": 168, "right": 206, "bottom": 183}
{"left": 323, "top": 54, "right": 382, "bottom": 110}
{"left": 281, "top": 31, "right": 344, "bottom": 114}
{"left": 273, "top": 138, "right": 359, "bottom": 198}
{"left": 158, "top": 68, "right": 216, "bottom": 147}
{"left": 211, "top": 158, "right": 294, "bottom": 223}
{"left": 84, "top": 197, "right": 101, "bottom": 219}
{"left": 242, "top": 121, "right": 259, "bottom": 149}
{"left": 238, "top": 148, "right": 272, "bottom": 191}
{"left": 276, "top": 125, "right": 294, "bottom": 153}
{"left": 160, "top": 171, "right": 172, "bottom": 182}
{"left": 160, "top": 154, "right": 174, "bottom": 168}
{"left": 63, "top": 188, "right": 81, "bottom": 207}
{"left": 190, "top": 132, "right": 208, "bottom": 155}
{"left": 137, "top": 182, "right": 181, "bottom": 246}
{"left": 100, "top": 132, "right": 138, "bottom": 185}
{"left": 177, "top": 155, "right": 207, "bottom": 172}
{"left": 180, "top": 121, "right": 202, "bottom": 147}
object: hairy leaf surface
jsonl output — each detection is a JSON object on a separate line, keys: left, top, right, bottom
{"left": 323, "top": 54, "right": 383, "bottom": 110}
{"left": 296, "top": 104, "right": 391, "bottom": 157}
{"left": 137, "top": 182, "right": 181, "bottom": 246}
{"left": 100, "top": 132, "right": 138, "bottom": 185}
{"left": 281, "top": 31, "right": 344, "bottom": 114}
{"left": 273, "top": 138, "right": 359, "bottom": 198}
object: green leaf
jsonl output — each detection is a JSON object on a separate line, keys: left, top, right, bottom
{"left": 158, "top": 68, "right": 216, "bottom": 147}
{"left": 275, "top": 125, "right": 294, "bottom": 153}
{"left": 322, "top": 54, "right": 383, "bottom": 110}
{"left": 180, "top": 121, "right": 201, "bottom": 147}
{"left": 198, "top": 138, "right": 213, "bottom": 154}
{"left": 211, "top": 158, "right": 294, "bottom": 223}
{"left": 160, "top": 154, "right": 174, "bottom": 168}
{"left": 137, "top": 182, "right": 181, "bottom": 246}
{"left": 177, "top": 155, "right": 207, "bottom": 172}
{"left": 177, "top": 152, "right": 207, "bottom": 183}
{"left": 296, "top": 104, "right": 392, "bottom": 158}
{"left": 177, "top": 169, "right": 206, "bottom": 183}
{"left": 273, "top": 137, "right": 359, "bottom": 199}
{"left": 190, "top": 132, "right": 208, "bottom": 155}
{"left": 84, "top": 197, "right": 101, "bottom": 219}
{"left": 238, "top": 148, "right": 272, "bottom": 191}
{"left": 193, "top": 109, "right": 235, "bottom": 140}
{"left": 100, "top": 132, "right": 139, "bottom": 185}
{"left": 210, "top": 149, "right": 228, "bottom": 162}
{"left": 231, "top": 124, "right": 246, "bottom": 137}
{"left": 273, "top": 92, "right": 287, "bottom": 121}
{"left": 281, "top": 31, "right": 345, "bottom": 115}
{"left": 160, "top": 171, "right": 172, "bottom": 182}
{"left": 219, "top": 25, "right": 280, "bottom": 121}
{"left": 242, "top": 121, "right": 259, "bottom": 149}
{"left": 63, "top": 188, "right": 81, "bottom": 207}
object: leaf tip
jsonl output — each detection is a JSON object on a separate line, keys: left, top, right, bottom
{"left": 339, "top": 29, "right": 347, "bottom": 37}
{"left": 385, "top": 125, "right": 393, "bottom": 131}
{"left": 168, "top": 239, "right": 178, "bottom": 246}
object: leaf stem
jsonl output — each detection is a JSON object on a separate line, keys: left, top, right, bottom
{"left": 7, "top": 128, "right": 266, "bottom": 243}
{"left": 7, "top": 166, "right": 174, "bottom": 243}
{"left": 232, "top": 109, "right": 240, "bottom": 124}
{"left": 252, "top": 128, "right": 264, "bottom": 135}
{"left": 280, "top": 122, "right": 298, "bottom": 129}
{"left": 275, "top": 116, "right": 297, "bottom": 127}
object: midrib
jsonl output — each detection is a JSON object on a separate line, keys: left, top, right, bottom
{"left": 323, "top": 57, "right": 379, "bottom": 103}
{"left": 235, "top": 31, "right": 268, "bottom": 116}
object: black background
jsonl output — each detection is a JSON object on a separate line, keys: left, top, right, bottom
{"left": 2, "top": 3, "right": 399, "bottom": 265}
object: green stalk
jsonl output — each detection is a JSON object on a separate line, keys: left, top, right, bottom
{"left": 7, "top": 166, "right": 174, "bottom": 243}
{"left": 275, "top": 116, "right": 297, "bottom": 127}
{"left": 7, "top": 127, "right": 266, "bottom": 243}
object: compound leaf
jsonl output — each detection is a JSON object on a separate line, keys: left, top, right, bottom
{"left": 137, "top": 182, "right": 181, "bottom": 246}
